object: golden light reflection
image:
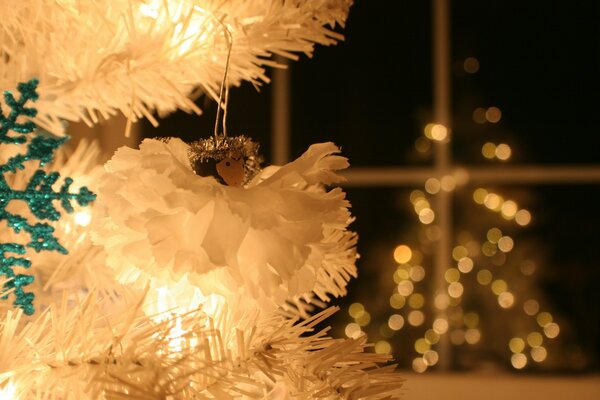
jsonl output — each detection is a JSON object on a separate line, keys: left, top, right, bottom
{"left": 498, "top": 292, "right": 515, "bottom": 308}
{"left": 527, "top": 332, "right": 543, "bottom": 347}
{"left": 464, "top": 312, "right": 479, "bottom": 328}
{"left": 447, "top": 282, "right": 464, "bottom": 298}
{"left": 393, "top": 245, "right": 412, "bottom": 264}
{"left": 412, "top": 357, "right": 428, "bottom": 373}
{"left": 349, "top": 303, "right": 365, "bottom": 319}
{"left": 398, "top": 280, "right": 414, "bottom": 296}
{"left": 409, "top": 265, "right": 426, "bottom": 281}
{"left": 482, "top": 142, "right": 496, "bottom": 159}
{"left": 356, "top": 311, "right": 371, "bottom": 326}
{"left": 477, "top": 269, "right": 493, "bottom": 285}
{"left": 495, "top": 143, "right": 512, "bottom": 160}
{"left": 450, "top": 329, "right": 465, "bottom": 345}
{"left": 345, "top": 323, "right": 362, "bottom": 339}
{"left": 410, "top": 190, "right": 425, "bottom": 203}
{"left": 520, "top": 260, "right": 537, "bottom": 276}
{"left": 434, "top": 294, "right": 450, "bottom": 311}
{"left": 536, "top": 312, "right": 553, "bottom": 327}
{"left": 457, "top": 257, "right": 474, "bottom": 273}
{"left": 408, "top": 310, "right": 425, "bottom": 326}
{"left": 423, "top": 123, "right": 435, "bottom": 139}
{"left": 465, "top": 328, "right": 481, "bottom": 344}
{"left": 423, "top": 350, "right": 440, "bottom": 366}
{"left": 431, "top": 124, "right": 448, "bottom": 141}
{"left": 390, "top": 293, "right": 406, "bottom": 309}
{"left": 544, "top": 322, "right": 560, "bottom": 339}
{"left": 425, "top": 329, "right": 441, "bottom": 344}
{"left": 487, "top": 228, "right": 503, "bottom": 243}
{"left": 484, "top": 193, "right": 503, "bottom": 210}
{"left": 375, "top": 340, "right": 392, "bottom": 354}
{"left": 501, "top": 200, "right": 518, "bottom": 219}
{"left": 433, "top": 318, "right": 449, "bottom": 334}
{"left": 531, "top": 346, "right": 548, "bottom": 362}
{"left": 473, "top": 188, "right": 488, "bottom": 204}
{"left": 498, "top": 236, "right": 514, "bottom": 252}
{"left": 511, "top": 353, "right": 527, "bottom": 369}
{"left": 515, "top": 209, "right": 532, "bottom": 226}
{"left": 491, "top": 279, "right": 508, "bottom": 295}
{"left": 444, "top": 268, "right": 460, "bottom": 283}
{"left": 415, "top": 338, "right": 431, "bottom": 354}
{"left": 440, "top": 175, "right": 456, "bottom": 191}
{"left": 485, "top": 107, "right": 502, "bottom": 123}
{"left": 74, "top": 210, "right": 92, "bottom": 226}
{"left": 509, "top": 337, "right": 526, "bottom": 353}
{"left": 523, "top": 299, "right": 540, "bottom": 316}
{"left": 452, "top": 245, "right": 468, "bottom": 261}
{"left": 425, "top": 178, "right": 441, "bottom": 194}
{"left": 481, "top": 241, "right": 497, "bottom": 257}
{"left": 388, "top": 314, "right": 405, "bottom": 330}
{"left": 409, "top": 293, "right": 425, "bottom": 309}
{"left": 418, "top": 208, "right": 435, "bottom": 224}
{"left": 393, "top": 268, "right": 410, "bottom": 283}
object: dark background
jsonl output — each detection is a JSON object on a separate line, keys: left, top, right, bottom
{"left": 143, "top": 1, "right": 600, "bottom": 371}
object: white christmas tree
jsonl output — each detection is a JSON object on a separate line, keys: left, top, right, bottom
{"left": 0, "top": 1, "right": 404, "bottom": 399}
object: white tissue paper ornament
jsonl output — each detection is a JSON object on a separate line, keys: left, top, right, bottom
{"left": 92, "top": 138, "right": 357, "bottom": 313}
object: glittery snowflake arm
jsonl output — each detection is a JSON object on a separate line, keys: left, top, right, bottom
{"left": 0, "top": 79, "right": 97, "bottom": 315}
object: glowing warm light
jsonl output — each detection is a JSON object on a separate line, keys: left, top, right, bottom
{"left": 375, "top": 340, "right": 392, "bottom": 354}
{"left": 520, "top": 260, "right": 536, "bottom": 276}
{"left": 425, "top": 178, "right": 441, "bottom": 194}
{"left": 356, "top": 311, "right": 371, "bottom": 327}
{"left": 464, "top": 57, "right": 480, "bottom": 73}
{"left": 511, "top": 353, "right": 527, "bottom": 369}
{"left": 465, "top": 328, "right": 481, "bottom": 344}
{"left": 544, "top": 322, "right": 560, "bottom": 339}
{"left": 408, "top": 310, "right": 425, "bottom": 326}
{"left": 74, "top": 211, "right": 92, "bottom": 226}
{"left": 487, "top": 228, "right": 503, "bottom": 243}
{"left": 484, "top": 193, "right": 503, "bottom": 210}
{"left": 527, "top": 332, "right": 543, "bottom": 347}
{"left": 523, "top": 299, "right": 540, "bottom": 316}
{"left": 477, "top": 269, "right": 493, "bottom": 285}
{"left": 423, "top": 123, "right": 435, "bottom": 139}
{"left": 515, "top": 209, "right": 532, "bottom": 226}
{"left": 482, "top": 142, "right": 497, "bottom": 159}
{"left": 410, "top": 190, "right": 426, "bottom": 203}
{"left": 412, "top": 357, "right": 428, "bottom": 373}
{"left": 414, "top": 338, "right": 431, "bottom": 354}
{"left": 393, "top": 245, "right": 412, "bottom": 264}
{"left": 349, "top": 303, "right": 365, "bottom": 318}
{"left": 418, "top": 208, "right": 435, "bottom": 224}
{"left": 423, "top": 350, "right": 439, "bottom": 366}
{"left": 452, "top": 245, "right": 468, "bottom": 261}
{"left": 388, "top": 314, "right": 405, "bottom": 331}
{"left": 509, "top": 338, "right": 526, "bottom": 353}
{"left": 481, "top": 241, "right": 497, "bottom": 257}
{"left": 345, "top": 323, "right": 362, "bottom": 339}
{"left": 498, "top": 292, "right": 515, "bottom": 308}
{"left": 425, "top": 329, "right": 440, "bottom": 344}
{"left": 531, "top": 346, "right": 548, "bottom": 362}
{"left": 0, "top": 381, "right": 17, "bottom": 400}
{"left": 409, "top": 293, "right": 425, "bottom": 309}
{"left": 444, "top": 268, "right": 460, "bottom": 283}
{"left": 433, "top": 318, "right": 449, "bottom": 334}
{"left": 434, "top": 294, "right": 450, "bottom": 311}
{"left": 495, "top": 143, "right": 512, "bottom": 160}
{"left": 464, "top": 312, "right": 479, "bottom": 328}
{"left": 448, "top": 282, "right": 464, "bottom": 298}
{"left": 390, "top": 293, "right": 406, "bottom": 309}
{"left": 536, "top": 312, "right": 553, "bottom": 327}
{"left": 450, "top": 329, "right": 465, "bottom": 345}
{"left": 414, "top": 198, "right": 430, "bottom": 213}
{"left": 498, "top": 236, "right": 514, "bottom": 252}
{"left": 431, "top": 124, "right": 448, "bottom": 141}
{"left": 409, "top": 265, "right": 426, "bottom": 281}
{"left": 394, "top": 268, "right": 410, "bottom": 283}
{"left": 491, "top": 279, "right": 508, "bottom": 295}
{"left": 501, "top": 200, "right": 518, "bottom": 219}
{"left": 485, "top": 107, "right": 502, "bottom": 123}
{"left": 473, "top": 107, "right": 487, "bottom": 124}
{"left": 398, "top": 280, "right": 414, "bottom": 296}
{"left": 457, "top": 257, "right": 474, "bottom": 273}
{"left": 473, "top": 188, "right": 488, "bottom": 204}
{"left": 440, "top": 175, "right": 456, "bottom": 191}
{"left": 453, "top": 168, "right": 470, "bottom": 185}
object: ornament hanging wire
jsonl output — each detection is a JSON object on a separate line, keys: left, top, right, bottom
{"left": 213, "top": 21, "right": 233, "bottom": 141}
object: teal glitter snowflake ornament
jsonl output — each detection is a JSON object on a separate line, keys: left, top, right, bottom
{"left": 0, "top": 79, "right": 96, "bottom": 315}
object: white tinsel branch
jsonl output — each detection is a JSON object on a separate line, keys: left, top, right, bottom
{"left": 0, "top": 0, "right": 352, "bottom": 134}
